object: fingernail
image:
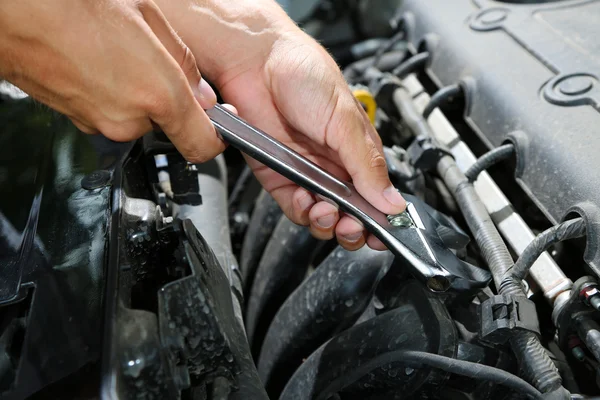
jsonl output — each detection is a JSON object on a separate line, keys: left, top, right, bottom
{"left": 342, "top": 231, "right": 363, "bottom": 242}
{"left": 197, "top": 78, "right": 217, "bottom": 106}
{"left": 383, "top": 185, "right": 406, "bottom": 209}
{"left": 316, "top": 213, "right": 336, "bottom": 229}
{"left": 298, "top": 193, "right": 315, "bottom": 211}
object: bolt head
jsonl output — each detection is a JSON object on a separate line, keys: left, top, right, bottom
{"left": 580, "top": 286, "right": 600, "bottom": 302}
{"left": 387, "top": 212, "right": 412, "bottom": 228}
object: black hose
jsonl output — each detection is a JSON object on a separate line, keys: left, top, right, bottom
{"left": 228, "top": 165, "right": 253, "bottom": 208}
{"left": 372, "top": 31, "right": 405, "bottom": 66}
{"left": 438, "top": 156, "right": 514, "bottom": 288}
{"left": 245, "top": 216, "right": 318, "bottom": 356}
{"left": 240, "top": 190, "right": 282, "bottom": 294}
{"left": 501, "top": 218, "right": 586, "bottom": 296}
{"left": 437, "top": 153, "right": 564, "bottom": 394}
{"left": 343, "top": 50, "right": 407, "bottom": 82}
{"left": 422, "top": 84, "right": 463, "bottom": 119}
{"left": 465, "top": 144, "right": 515, "bottom": 182}
{"left": 258, "top": 246, "right": 393, "bottom": 397}
{"left": 315, "top": 350, "right": 543, "bottom": 400}
{"left": 392, "top": 51, "right": 430, "bottom": 79}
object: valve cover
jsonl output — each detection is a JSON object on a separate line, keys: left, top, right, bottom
{"left": 399, "top": 0, "right": 600, "bottom": 273}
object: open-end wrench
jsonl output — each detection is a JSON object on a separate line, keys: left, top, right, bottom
{"left": 206, "top": 104, "right": 491, "bottom": 292}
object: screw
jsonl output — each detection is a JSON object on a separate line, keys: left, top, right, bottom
{"left": 387, "top": 212, "right": 412, "bottom": 228}
{"left": 572, "top": 346, "right": 586, "bottom": 362}
{"left": 580, "top": 285, "right": 600, "bottom": 311}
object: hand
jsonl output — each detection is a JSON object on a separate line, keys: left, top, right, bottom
{"left": 158, "top": 0, "right": 406, "bottom": 250}
{"left": 0, "top": 0, "right": 224, "bottom": 163}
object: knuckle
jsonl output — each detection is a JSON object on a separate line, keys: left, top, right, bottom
{"left": 179, "top": 46, "right": 199, "bottom": 78}
{"left": 368, "top": 148, "right": 388, "bottom": 171}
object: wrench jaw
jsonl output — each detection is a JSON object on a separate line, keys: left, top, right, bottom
{"left": 383, "top": 197, "right": 492, "bottom": 293}
{"left": 206, "top": 104, "right": 491, "bottom": 293}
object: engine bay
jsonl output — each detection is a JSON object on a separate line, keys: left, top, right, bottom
{"left": 1, "top": 0, "right": 600, "bottom": 399}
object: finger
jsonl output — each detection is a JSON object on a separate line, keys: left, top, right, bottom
{"left": 136, "top": 5, "right": 225, "bottom": 163}
{"left": 327, "top": 91, "right": 406, "bottom": 216}
{"left": 335, "top": 215, "right": 365, "bottom": 250}
{"left": 70, "top": 117, "right": 99, "bottom": 135}
{"left": 138, "top": 0, "right": 216, "bottom": 109}
{"left": 308, "top": 201, "right": 339, "bottom": 240}
{"left": 221, "top": 104, "right": 238, "bottom": 115}
{"left": 97, "top": 118, "right": 154, "bottom": 142}
{"left": 268, "top": 186, "right": 315, "bottom": 226}
{"left": 366, "top": 234, "right": 387, "bottom": 251}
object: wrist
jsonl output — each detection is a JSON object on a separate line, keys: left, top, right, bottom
{"left": 156, "top": 0, "right": 298, "bottom": 85}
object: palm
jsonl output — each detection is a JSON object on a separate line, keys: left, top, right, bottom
{"left": 218, "top": 60, "right": 350, "bottom": 199}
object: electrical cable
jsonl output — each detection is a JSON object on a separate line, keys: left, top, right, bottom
{"left": 372, "top": 31, "right": 405, "bottom": 67}
{"left": 465, "top": 144, "right": 515, "bottom": 182}
{"left": 501, "top": 218, "right": 587, "bottom": 295}
{"left": 422, "top": 83, "right": 463, "bottom": 119}
{"left": 392, "top": 52, "right": 430, "bottom": 79}
{"left": 315, "top": 350, "right": 543, "bottom": 400}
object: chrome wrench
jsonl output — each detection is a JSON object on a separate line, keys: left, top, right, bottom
{"left": 206, "top": 104, "right": 491, "bottom": 292}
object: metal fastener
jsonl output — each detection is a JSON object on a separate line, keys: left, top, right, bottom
{"left": 387, "top": 212, "right": 413, "bottom": 228}
{"left": 580, "top": 285, "right": 600, "bottom": 311}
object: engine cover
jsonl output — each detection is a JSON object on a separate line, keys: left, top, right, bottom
{"left": 398, "top": 0, "right": 600, "bottom": 273}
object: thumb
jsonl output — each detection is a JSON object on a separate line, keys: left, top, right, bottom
{"left": 327, "top": 90, "right": 406, "bottom": 215}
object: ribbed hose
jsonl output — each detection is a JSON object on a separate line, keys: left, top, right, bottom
{"left": 510, "top": 332, "right": 563, "bottom": 394}
{"left": 437, "top": 155, "right": 564, "bottom": 395}
{"left": 465, "top": 144, "right": 515, "bottom": 182}
{"left": 437, "top": 156, "right": 513, "bottom": 289}
{"left": 392, "top": 84, "right": 566, "bottom": 395}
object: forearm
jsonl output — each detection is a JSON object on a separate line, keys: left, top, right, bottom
{"left": 155, "top": 0, "right": 299, "bottom": 85}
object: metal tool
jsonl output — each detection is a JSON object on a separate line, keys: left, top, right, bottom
{"left": 206, "top": 104, "right": 491, "bottom": 292}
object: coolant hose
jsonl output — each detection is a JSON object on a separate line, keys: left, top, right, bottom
{"left": 257, "top": 246, "right": 393, "bottom": 397}
{"left": 240, "top": 190, "right": 283, "bottom": 294}
{"left": 245, "top": 216, "right": 319, "bottom": 356}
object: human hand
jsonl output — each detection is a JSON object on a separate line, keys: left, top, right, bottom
{"left": 158, "top": 0, "right": 406, "bottom": 250}
{"left": 0, "top": 0, "right": 225, "bottom": 163}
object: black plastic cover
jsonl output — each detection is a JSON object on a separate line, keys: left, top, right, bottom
{"left": 399, "top": 0, "right": 600, "bottom": 274}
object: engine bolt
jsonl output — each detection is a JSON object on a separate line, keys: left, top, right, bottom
{"left": 568, "top": 335, "right": 586, "bottom": 362}
{"left": 572, "top": 346, "right": 586, "bottom": 362}
{"left": 580, "top": 285, "right": 600, "bottom": 311}
{"left": 387, "top": 212, "right": 412, "bottom": 228}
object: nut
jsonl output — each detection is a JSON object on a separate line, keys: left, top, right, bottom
{"left": 580, "top": 286, "right": 600, "bottom": 303}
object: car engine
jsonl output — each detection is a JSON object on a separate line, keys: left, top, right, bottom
{"left": 1, "top": 0, "right": 600, "bottom": 399}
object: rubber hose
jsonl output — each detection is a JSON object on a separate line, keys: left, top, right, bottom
{"left": 437, "top": 154, "right": 564, "bottom": 394}
{"left": 240, "top": 190, "right": 283, "bottom": 294}
{"left": 395, "top": 85, "right": 565, "bottom": 395}
{"left": 509, "top": 332, "right": 563, "bottom": 394}
{"left": 422, "top": 84, "right": 463, "bottom": 120}
{"left": 502, "top": 218, "right": 586, "bottom": 294}
{"left": 372, "top": 31, "right": 405, "bottom": 66}
{"left": 392, "top": 51, "right": 430, "bottom": 79}
{"left": 317, "top": 350, "right": 543, "bottom": 400}
{"left": 437, "top": 156, "right": 514, "bottom": 289}
{"left": 465, "top": 144, "right": 515, "bottom": 182}
{"left": 343, "top": 50, "right": 407, "bottom": 82}
{"left": 258, "top": 246, "right": 393, "bottom": 397}
{"left": 245, "top": 216, "right": 318, "bottom": 356}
